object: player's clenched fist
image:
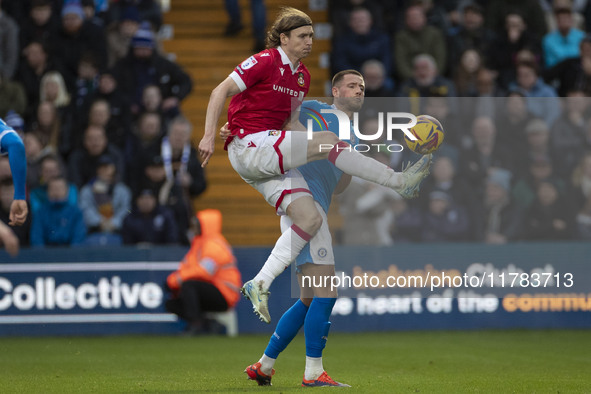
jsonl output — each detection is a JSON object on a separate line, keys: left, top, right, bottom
{"left": 9, "top": 199, "right": 28, "bottom": 226}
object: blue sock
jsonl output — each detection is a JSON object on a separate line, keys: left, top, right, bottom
{"left": 304, "top": 298, "right": 336, "bottom": 358}
{"left": 264, "top": 299, "right": 308, "bottom": 359}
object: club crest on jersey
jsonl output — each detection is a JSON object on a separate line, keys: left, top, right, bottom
{"left": 268, "top": 130, "right": 281, "bottom": 137}
{"left": 318, "top": 248, "right": 328, "bottom": 258}
{"left": 297, "top": 72, "right": 305, "bottom": 87}
{"left": 240, "top": 56, "right": 258, "bottom": 70}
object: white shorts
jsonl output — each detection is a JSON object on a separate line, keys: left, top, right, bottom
{"left": 228, "top": 130, "right": 311, "bottom": 214}
{"left": 280, "top": 201, "right": 335, "bottom": 267}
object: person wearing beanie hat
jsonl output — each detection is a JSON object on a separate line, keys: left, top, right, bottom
{"left": 61, "top": 2, "right": 85, "bottom": 21}
{"left": 111, "top": 22, "right": 192, "bottom": 111}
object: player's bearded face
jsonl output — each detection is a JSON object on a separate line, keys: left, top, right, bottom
{"left": 334, "top": 75, "right": 365, "bottom": 112}
{"left": 283, "top": 26, "right": 314, "bottom": 60}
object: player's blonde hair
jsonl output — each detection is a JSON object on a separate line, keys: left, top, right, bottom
{"left": 266, "top": 7, "right": 312, "bottom": 48}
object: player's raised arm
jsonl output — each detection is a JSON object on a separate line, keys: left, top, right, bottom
{"left": 199, "top": 76, "right": 242, "bottom": 167}
{"left": 0, "top": 132, "right": 28, "bottom": 226}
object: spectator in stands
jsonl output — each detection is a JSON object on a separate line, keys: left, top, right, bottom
{"left": 523, "top": 179, "right": 574, "bottom": 240}
{"left": 447, "top": 3, "right": 496, "bottom": 72}
{"left": 73, "top": 52, "right": 100, "bottom": 110}
{"left": 164, "top": 209, "right": 242, "bottom": 335}
{"left": 476, "top": 168, "right": 523, "bottom": 244}
{"left": 18, "top": 0, "right": 58, "bottom": 49}
{"left": 571, "top": 152, "right": 591, "bottom": 239}
{"left": 459, "top": 116, "right": 513, "bottom": 199}
{"left": 32, "top": 101, "right": 71, "bottom": 157}
{"left": 0, "top": 72, "right": 27, "bottom": 118}
{"left": 398, "top": 54, "right": 456, "bottom": 114}
{"left": 512, "top": 155, "right": 563, "bottom": 210}
{"left": 38, "top": 71, "right": 73, "bottom": 145}
{"left": 543, "top": 6, "right": 585, "bottom": 69}
{"left": 107, "top": 0, "right": 162, "bottom": 31}
{"left": 360, "top": 59, "right": 395, "bottom": 97}
{"left": 551, "top": 89, "right": 588, "bottom": 176}
{"left": 134, "top": 154, "right": 192, "bottom": 244}
{"left": 453, "top": 49, "right": 483, "bottom": 97}
{"left": 0, "top": 1, "right": 19, "bottom": 80}
{"left": 112, "top": 22, "right": 192, "bottom": 113}
{"left": 79, "top": 154, "right": 131, "bottom": 237}
{"left": 53, "top": 2, "right": 107, "bottom": 90}
{"left": 495, "top": 91, "right": 532, "bottom": 157}
{"left": 30, "top": 176, "right": 86, "bottom": 247}
{"left": 509, "top": 61, "right": 561, "bottom": 126}
{"left": 490, "top": 13, "right": 542, "bottom": 89}
{"left": 16, "top": 41, "right": 60, "bottom": 120}
{"left": 485, "top": 0, "right": 547, "bottom": 40}
{"left": 83, "top": 71, "right": 132, "bottom": 149}
{"left": 332, "top": 7, "right": 391, "bottom": 77}
{"left": 419, "top": 190, "right": 470, "bottom": 242}
{"left": 68, "top": 125, "right": 125, "bottom": 188}
{"left": 544, "top": 34, "right": 591, "bottom": 96}
{"left": 106, "top": 5, "right": 140, "bottom": 68}
{"left": 394, "top": 2, "right": 446, "bottom": 81}
{"left": 29, "top": 154, "right": 77, "bottom": 214}
{"left": 23, "top": 131, "right": 53, "bottom": 190}
{"left": 0, "top": 178, "right": 30, "bottom": 248}
{"left": 127, "top": 111, "right": 163, "bottom": 186}
{"left": 141, "top": 83, "right": 179, "bottom": 124}
{"left": 121, "top": 188, "right": 178, "bottom": 245}
{"left": 329, "top": 0, "right": 385, "bottom": 37}
{"left": 84, "top": 98, "right": 127, "bottom": 152}
{"left": 522, "top": 118, "right": 556, "bottom": 173}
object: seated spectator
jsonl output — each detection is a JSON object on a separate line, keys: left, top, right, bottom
{"left": 23, "top": 131, "right": 54, "bottom": 190}
{"left": 164, "top": 209, "right": 242, "bottom": 335}
{"left": 68, "top": 125, "right": 125, "bottom": 188}
{"left": 509, "top": 61, "right": 561, "bottom": 126}
{"left": 495, "top": 91, "right": 532, "bottom": 157}
{"left": 31, "top": 101, "right": 65, "bottom": 155}
{"left": 79, "top": 154, "right": 131, "bottom": 236}
{"left": 0, "top": 4, "right": 19, "bottom": 80}
{"left": 329, "top": 0, "right": 385, "bottom": 37}
{"left": 141, "top": 84, "right": 179, "bottom": 125}
{"left": 112, "top": 22, "right": 192, "bottom": 114}
{"left": 453, "top": 49, "right": 483, "bottom": 97}
{"left": 490, "top": 13, "right": 542, "bottom": 89}
{"left": 121, "top": 188, "right": 178, "bottom": 245}
{"left": 19, "top": 0, "right": 59, "bottom": 49}
{"left": 53, "top": 2, "right": 107, "bottom": 90}
{"left": 127, "top": 112, "right": 164, "bottom": 186}
{"left": 542, "top": 7, "right": 584, "bottom": 69}
{"left": 572, "top": 152, "right": 591, "bottom": 239}
{"left": 30, "top": 176, "right": 86, "bottom": 247}
{"left": 86, "top": 98, "right": 128, "bottom": 151}
{"left": 419, "top": 190, "right": 470, "bottom": 242}
{"left": 360, "top": 60, "right": 395, "bottom": 97}
{"left": 398, "top": 54, "right": 456, "bottom": 114}
{"left": 29, "top": 154, "right": 77, "bottom": 214}
{"left": 512, "top": 156, "right": 564, "bottom": 210}
{"left": 106, "top": 0, "right": 163, "bottom": 31}
{"left": 0, "top": 178, "right": 30, "bottom": 248}
{"left": 0, "top": 72, "right": 27, "bottom": 119}
{"left": 522, "top": 118, "right": 556, "bottom": 173}
{"left": 106, "top": 5, "right": 140, "bottom": 68}
{"left": 544, "top": 35, "right": 591, "bottom": 96}
{"left": 551, "top": 90, "right": 588, "bottom": 176}
{"left": 446, "top": 3, "right": 496, "bottom": 72}
{"left": 394, "top": 3, "right": 446, "bottom": 81}
{"left": 523, "top": 179, "right": 575, "bottom": 240}
{"left": 486, "top": 0, "right": 547, "bottom": 41}
{"left": 39, "top": 71, "right": 71, "bottom": 111}
{"left": 73, "top": 53, "right": 100, "bottom": 110}
{"left": 475, "top": 168, "right": 523, "bottom": 244}
{"left": 331, "top": 7, "right": 391, "bottom": 77}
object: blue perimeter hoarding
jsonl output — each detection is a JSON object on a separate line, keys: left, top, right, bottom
{"left": 0, "top": 243, "right": 590, "bottom": 336}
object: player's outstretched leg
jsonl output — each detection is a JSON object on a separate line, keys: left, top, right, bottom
{"left": 394, "top": 154, "right": 432, "bottom": 199}
{"left": 241, "top": 279, "right": 271, "bottom": 323}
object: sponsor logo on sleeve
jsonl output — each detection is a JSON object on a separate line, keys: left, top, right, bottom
{"left": 240, "top": 56, "right": 258, "bottom": 71}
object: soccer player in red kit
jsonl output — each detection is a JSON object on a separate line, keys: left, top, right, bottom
{"left": 198, "top": 7, "right": 431, "bottom": 324}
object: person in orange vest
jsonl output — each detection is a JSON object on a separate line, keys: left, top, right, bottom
{"left": 165, "top": 209, "right": 242, "bottom": 335}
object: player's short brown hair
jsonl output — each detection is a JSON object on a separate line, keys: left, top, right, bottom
{"left": 332, "top": 69, "right": 363, "bottom": 87}
{"left": 266, "top": 7, "right": 312, "bottom": 48}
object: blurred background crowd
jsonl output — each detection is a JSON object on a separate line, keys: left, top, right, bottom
{"left": 0, "top": 0, "right": 590, "bottom": 250}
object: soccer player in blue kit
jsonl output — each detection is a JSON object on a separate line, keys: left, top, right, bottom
{"left": 242, "top": 70, "right": 371, "bottom": 387}
{"left": 0, "top": 118, "right": 27, "bottom": 226}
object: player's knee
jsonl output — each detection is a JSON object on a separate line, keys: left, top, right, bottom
{"left": 294, "top": 209, "right": 322, "bottom": 235}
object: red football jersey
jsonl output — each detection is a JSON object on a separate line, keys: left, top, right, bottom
{"left": 226, "top": 47, "right": 310, "bottom": 140}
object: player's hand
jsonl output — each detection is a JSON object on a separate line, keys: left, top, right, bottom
{"left": 198, "top": 137, "right": 215, "bottom": 167}
{"left": 9, "top": 200, "right": 28, "bottom": 226}
{"left": 219, "top": 122, "right": 231, "bottom": 140}
{"left": 0, "top": 224, "right": 19, "bottom": 256}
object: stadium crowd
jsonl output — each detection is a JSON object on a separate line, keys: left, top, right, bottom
{"left": 331, "top": 0, "right": 591, "bottom": 244}
{"left": 1, "top": 0, "right": 591, "bottom": 250}
{"left": 0, "top": 0, "right": 205, "bottom": 248}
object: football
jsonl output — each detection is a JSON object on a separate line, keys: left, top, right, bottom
{"left": 404, "top": 115, "right": 444, "bottom": 155}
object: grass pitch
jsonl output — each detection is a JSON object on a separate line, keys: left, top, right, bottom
{"left": 0, "top": 330, "right": 589, "bottom": 393}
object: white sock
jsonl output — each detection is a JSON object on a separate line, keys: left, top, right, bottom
{"left": 329, "top": 142, "right": 403, "bottom": 188}
{"left": 304, "top": 356, "right": 324, "bottom": 381}
{"left": 254, "top": 224, "right": 311, "bottom": 291}
{"left": 259, "top": 354, "right": 276, "bottom": 376}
